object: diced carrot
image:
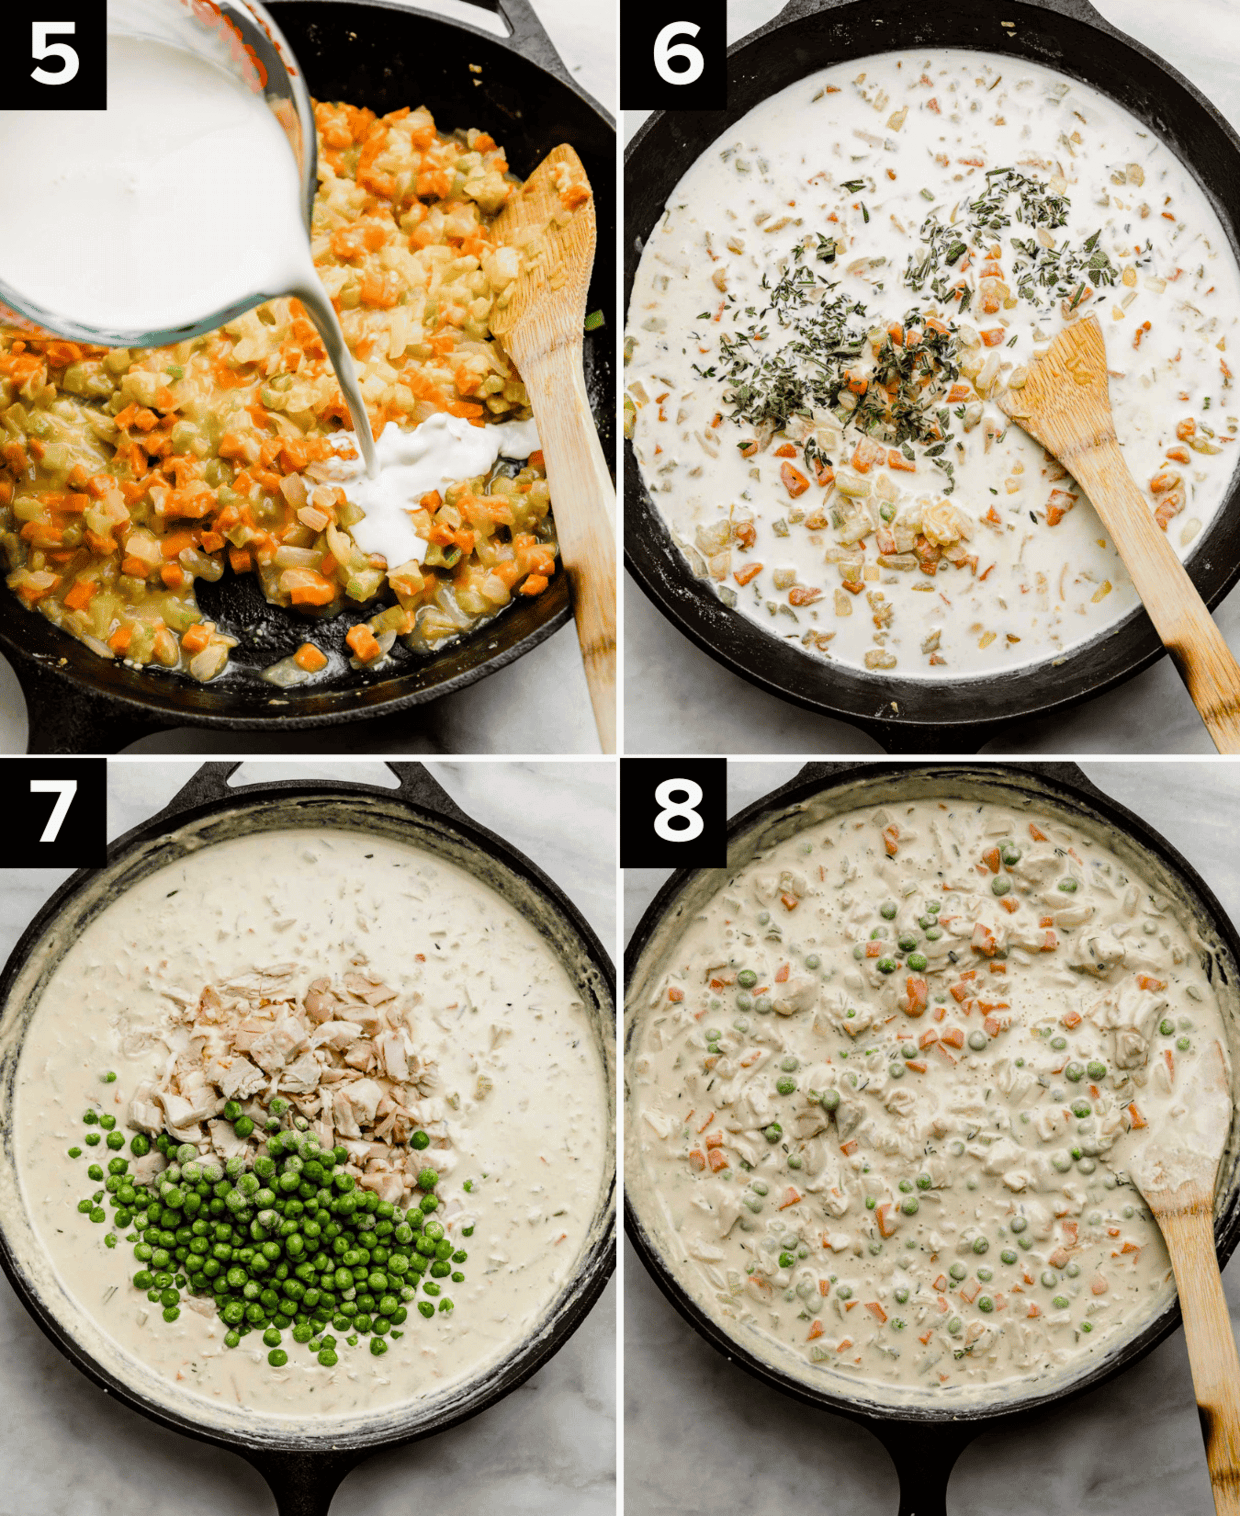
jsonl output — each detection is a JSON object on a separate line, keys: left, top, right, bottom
{"left": 882, "top": 824, "right": 899, "bottom": 857}
{"left": 735, "top": 562, "right": 763, "bottom": 587}
{"left": 293, "top": 643, "right": 329, "bottom": 674}
{"left": 1137, "top": 974, "right": 1167, "bottom": 991}
{"left": 160, "top": 563, "right": 185, "bottom": 589}
{"left": 940, "top": 1027, "right": 965, "bottom": 1049}
{"left": 229, "top": 548, "right": 253, "bottom": 574}
{"left": 1029, "top": 823, "right": 1048, "bottom": 841}
{"left": 181, "top": 624, "right": 211, "bottom": 655}
{"left": 905, "top": 976, "right": 928, "bottom": 1016}
{"left": 865, "top": 1301, "right": 888, "bottom": 1323}
{"left": 108, "top": 624, "right": 134, "bottom": 654}
{"left": 519, "top": 574, "right": 549, "bottom": 595}
{"left": 780, "top": 461, "right": 810, "bottom": 497}
{"left": 707, "top": 1148, "right": 729, "bottom": 1172}
{"left": 346, "top": 624, "right": 382, "bottom": 663}
{"left": 982, "top": 846, "right": 1001, "bottom": 873}
{"left": 688, "top": 1149, "right": 706, "bottom": 1172}
{"left": 63, "top": 579, "right": 96, "bottom": 612}
{"left": 807, "top": 1320, "right": 824, "bottom": 1341}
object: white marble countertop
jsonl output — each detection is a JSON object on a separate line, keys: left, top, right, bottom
{"left": 624, "top": 0, "right": 1240, "bottom": 755}
{"left": 624, "top": 759, "right": 1240, "bottom": 1515}
{"left": 0, "top": 758, "right": 615, "bottom": 1516}
{"left": 0, "top": 0, "right": 614, "bottom": 757}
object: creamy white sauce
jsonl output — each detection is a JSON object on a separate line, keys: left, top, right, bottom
{"left": 0, "top": 33, "right": 377, "bottom": 475}
{"left": 14, "top": 827, "right": 607, "bottom": 1420}
{"left": 627, "top": 793, "right": 1233, "bottom": 1403}
{"left": 627, "top": 49, "right": 1240, "bottom": 677}
{"left": 329, "top": 414, "right": 541, "bottom": 568}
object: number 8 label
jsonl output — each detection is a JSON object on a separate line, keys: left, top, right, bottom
{"left": 654, "top": 778, "right": 704, "bottom": 842}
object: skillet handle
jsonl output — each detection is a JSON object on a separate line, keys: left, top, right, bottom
{"left": 14, "top": 658, "right": 170, "bottom": 754}
{"left": 145, "top": 761, "right": 243, "bottom": 824}
{"left": 754, "top": 0, "right": 1111, "bottom": 42}
{"left": 385, "top": 761, "right": 475, "bottom": 827}
{"left": 872, "top": 1421, "right": 974, "bottom": 1516}
{"left": 244, "top": 1449, "right": 364, "bottom": 1516}
{"left": 390, "top": 0, "right": 577, "bottom": 90}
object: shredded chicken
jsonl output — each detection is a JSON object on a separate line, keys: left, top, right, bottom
{"left": 128, "top": 966, "right": 449, "bottom": 1207}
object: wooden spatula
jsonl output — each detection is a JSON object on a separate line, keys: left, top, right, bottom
{"left": 490, "top": 145, "right": 616, "bottom": 754}
{"left": 997, "top": 315, "right": 1240, "bottom": 753}
{"left": 1128, "top": 1039, "right": 1240, "bottom": 1515}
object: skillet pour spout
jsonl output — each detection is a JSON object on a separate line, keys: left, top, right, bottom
{"left": 622, "top": 0, "right": 1240, "bottom": 752}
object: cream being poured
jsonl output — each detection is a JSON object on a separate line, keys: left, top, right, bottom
{"left": 0, "top": 32, "right": 378, "bottom": 477}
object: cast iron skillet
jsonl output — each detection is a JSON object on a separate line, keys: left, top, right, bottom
{"left": 625, "top": 761, "right": 1240, "bottom": 1514}
{"left": 1, "top": 0, "right": 615, "bottom": 753}
{"left": 624, "top": 0, "right": 1240, "bottom": 753}
{"left": 0, "top": 761, "right": 616, "bottom": 1515}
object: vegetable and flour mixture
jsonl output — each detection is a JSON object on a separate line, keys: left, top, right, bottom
{"left": 626, "top": 49, "right": 1240, "bottom": 676}
{"left": 16, "top": 826, "right": 607, "bottom": 1418}
{"left": 627, "top": 791, "right": 1232, "bottom": 1398}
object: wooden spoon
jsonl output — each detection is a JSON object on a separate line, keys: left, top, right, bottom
{"left": 490, "top": 145, "right": 616, "bottom": 753}
{"left": 997, "top": 315, "right": 1240, "bottom": 753}
{"left": 1128, "top": 1039, "right": 1240, "bottom": 1514}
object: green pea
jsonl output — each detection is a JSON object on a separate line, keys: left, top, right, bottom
{"left": 888, "top": 1064, "right": 904, "bottom": 1080}
{"left": 821, "top": 1090, "right": 840, "bottom": 1112}
{"left": 898, "top": 934, "right": 918, "bottom": 953}
{"left": 1071, "top": 1100, "right": 1091, "bottom": 1118}
{"left": 977, "top": 1295, "right": 994, "bottom": 1313}
{"left": 949, "top": 1263, "right": 966, "bottom": 1281}
{"left": 907, "top": 952, "right": 928, "bottom": 971}
{"left": 967, "top": 1030, "right": 988, "bottom": 1051}
{"left": 1001, "top": 1249, "right": 1017, "bottom": 1265}
{"left": 947, "top": 1316, "right": 962, "bottom": 1335}
{"left": 754, "top": 996, "right": 773, "bottom": 1014}
{"left": 880, "top": 902, "right": 897, "bottom": 920}
{"left": 876, "top": 957, "right": 898, "bottom": 974}
{"left": 735, "top": 992, "right": 753, "bottom": 1012}
{"left": 1065, "top": 1062, "right": 1084, "bottom": 1082}
{"left": 926, "top": 928, "right": 943, "bottom": 941}
{"left": 1051, "top": 1036, "right": 1067, "bottom": 1051}
{"left": 1010, "top": 1216, "right": 1027, "bottom": 1234}
{"left": 1159, "top": 1019, "right": 1175, "bottom": 1037}
{"left": 895, "top": 1287, "right": 909, "bottom": 1304}
{"left": 705, "top": 1028, "right": 722, "bottom": 1042}
{"left": 1000, "top": 844, "right": 1021, "bottom": 865}
{"left": 1086, "top": 1060, "right": 1106, "bottom": 1079}
{"left": 737, "top": 970, "right": 758, "bottom": 989}
{"left": 776, "top": 1077, "right": 797, "bottom": 1095}
{"left": 1057, "top": 878, "right": 1078, "bottom": 892}
{"left": 992, "top": 877, "right": 1010, "bottom": 897}
{"left": 764, "top": 1124, "right": 783, "bottom": 1143}
{"left": 805, "top": 954, "right": 821, "bottom": 970}
{"left": 1177, "top": 1036, "right": 1191, "bottom": 1051}
{"left": 972, "top": 1237, "right": 988, "bottom": 1255}
{"left": 916, "top": 1174, "right": 931, "bottom": 1190}
{"left": 1052, "top": 1295, "right": 1069, "bottom": 1309}
{"left": 901, "top": 1198, "right": 919, "bottom": 1216}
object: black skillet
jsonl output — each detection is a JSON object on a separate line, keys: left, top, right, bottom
{"left": 624, "top": 0, "right": 1240, "bottom": 753}
{"left": 0, "top": 0, "right": 615, "bottom": 753}
{"left": 624, "top": 761, "right": 1240, "bottom": 1514}
{"left": 0, "top": 760, "right": 616, "bottom": 1516}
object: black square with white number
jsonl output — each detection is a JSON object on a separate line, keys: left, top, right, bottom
{"left": 7, "top": 1, "right": 107, "bottom": 111}
{"left": 621, "top": 758, "right": 727, "bottom": 870}
{"left": 0, "top": 759, "right": 106, "bottom": 868}
{"left": 620, "top": 2, "right": 726, "bottom": 112}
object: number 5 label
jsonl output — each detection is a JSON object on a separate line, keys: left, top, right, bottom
{"left": 621, "top": 2, "right": 726, "bottom": 112}
{"left": 0, "top": 759, "right": 106, "bottom": 868}
{"left": 621, "top": 759, "right": 727, "bottom": 869}
{"left": 10, "top": 2, "right": 106, "bottom": 109}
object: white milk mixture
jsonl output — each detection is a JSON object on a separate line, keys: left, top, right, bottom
{"left": 627, "top": 49, "right": 1240, "bottom": 677}
{"left": 15, "top": 827, "right": 608, "bottom": 1419}
{"left": 627, "top": 793, "right": 1233, "bottom": 1401}
{"left": 335, "top": 413, "right": 541, "bottom": 568}
{"left": 0, "top": 33, "right": 377, "bottom": 476}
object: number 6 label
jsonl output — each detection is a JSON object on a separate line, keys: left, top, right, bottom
{"left": 620, "top": 2, "right": 726, "bottom": 112}
{"left": 621, "top": 759, "right": 726, "bottom": 869}
{"left": 653, "top": 23, "right": 704, "bottom": 86}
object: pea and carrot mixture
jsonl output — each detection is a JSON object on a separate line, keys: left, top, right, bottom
{"left": 0, "top": 100, "right": 564, "bottom": 681}
{"left": 628, "top": 792, "right": 1230, "bottom": 1396}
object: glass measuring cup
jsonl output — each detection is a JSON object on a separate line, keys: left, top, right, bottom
{"left": 0, "top": 0, "right": 317, "bottom": 348}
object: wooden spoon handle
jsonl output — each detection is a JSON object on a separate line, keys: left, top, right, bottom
{"left": 1159, "top": 1202, "right": 1240, "bottom": 1515}
{"left": 514, "top": 339, "right": 617, "bottom": 753}
{"left": 1068, "top": 440, "right": 1240, "bottom": 752}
